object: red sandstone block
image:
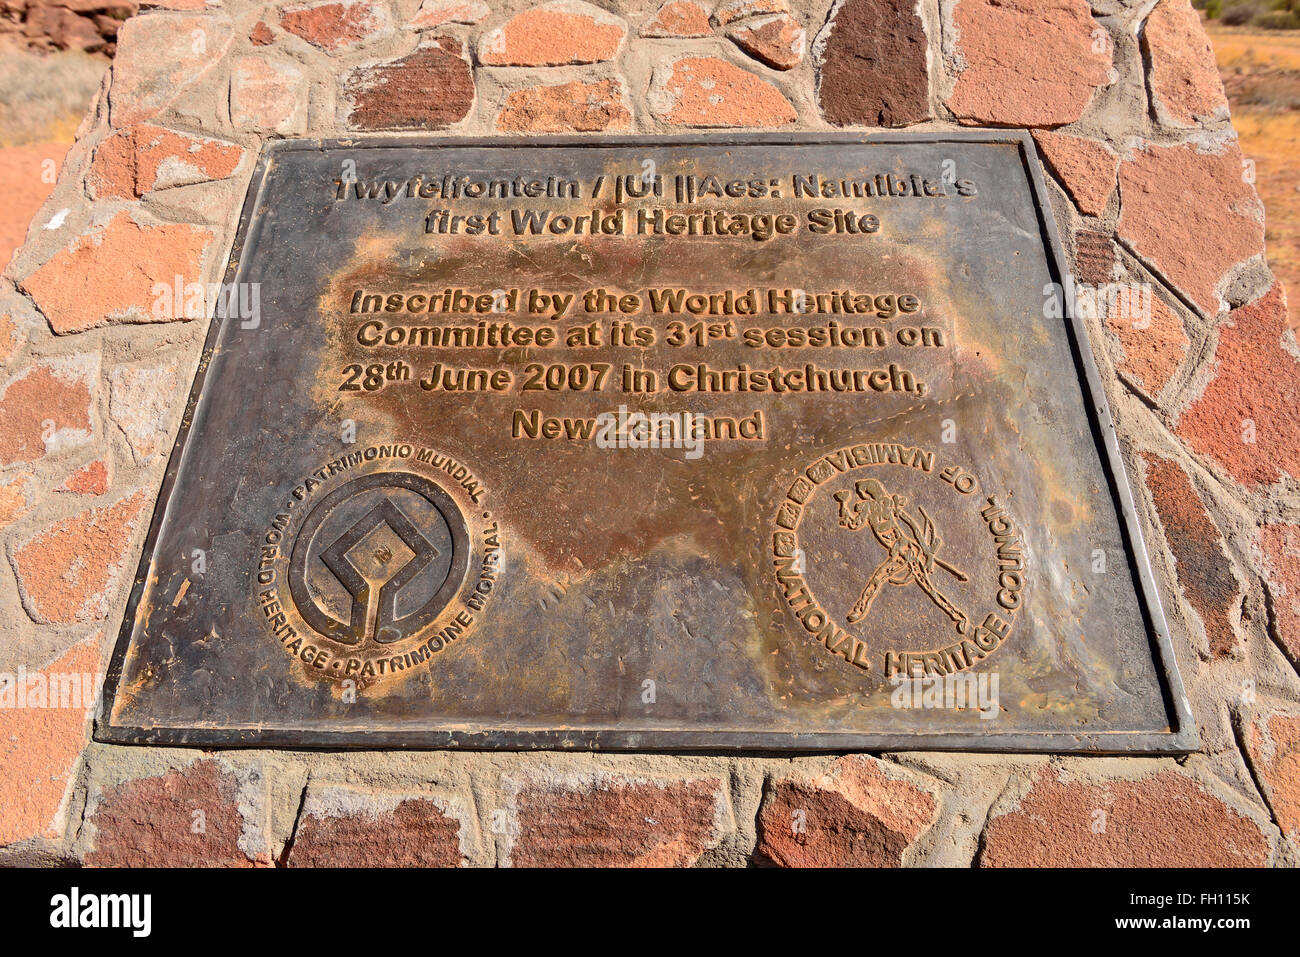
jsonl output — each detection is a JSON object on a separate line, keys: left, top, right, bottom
{"left": 109, "top": 13, "right": 234, "bottom": 127}
{"left": 108, "top": 362, "right": 181, "bottom": 463}
{"left": 1257, "top": 522, "right": 1300, "bottom": 662}
{"left": 0, "top": 308, "right": 23, "bottom": 365}
{"left": 648, "top": 55, "right": 796, "bottom": 127}
{"left": 641, "top": 0, "right": 711, "bottom": 37}
{"left": 249, "top": 19, "right": 274, "bottom": 44}
{"left": 279, "top": 0, "right": 392, "bottom": 52}
{"left": 757, "top": 754, "right": 943, "bottom": 867}
{"left": 478, "top": 1, "right": 626, "bottom": 66}
{"left": 711, "top": 0, "right": 785, "bottom": 26}
{"left": 1176, "top": 284, "right": 1298, "bottom": 488}
{"left": 1103, "top": 289, "right": 1188, "bottom": 403}
{"left": 342, "top": 37, "right": 474, "bottom": 131}
{"left": 1140, "top": 453, "right": 1243, "bottom": 658}
{"left": 1117, "top": 140, "right": 1265, "bottom": 319}
{"left": 0, "top": 637, "right": 103, "bottom": 847}
{"left": 57, "top": 459, "right": 111, "bottom": 496}
{"left": 230, "top": 56, "right": 308, "bottom": 134}
{"left": 0, "top": 472, "right": 36, "bottom": 524}
{"left": 503, "top": 770, "right": 732, "bottom": 866}
{"left": 945, "top": 0, "right": 1111, "bottom": 128}
{"left": 407, "top": 0, "right": 489, "bottom": 30}
{"left": 0, "top": 353, "right": 97, "bottom": 468}
{"left": 1071, "top": 229, "right": 1119, "bottom": 286}
{"left": 286, "top": 784, "right": 472, "bottom": 866}
{"left": 86, "top": 124, "right": 244, "bottom": 199}
{"left": 1243, "top": 710, "right": 1300, "bottom": 852}
{"left": 814, "top": 0, "right": 930, "bottom": 128}
{"left": 727, "top": 13, "right": 804, "bottom": 71}
{"left": 1142, "top": 0, "right": 1230, "bottom": 128}
{"left": 18, "top": 211, "right": 214, "bottom": 334}
{"left": 84, "top": 758, "right": 272, "bottom": 867}
{"left": 11, "top": 488, "right": 149, "bottom": 623}
{"left": 979, "top": 768, "right": 1270, "bottom": 866}
{"left": 496, "top": 78, "right": 631, "bottom": 133}
{"left": 1032, "top": 130, "right": 1118, "bottom": 217}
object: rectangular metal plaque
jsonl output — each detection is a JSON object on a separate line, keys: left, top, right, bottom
{"left": 98, "top": 133, "right": 1196, "bottom": 752}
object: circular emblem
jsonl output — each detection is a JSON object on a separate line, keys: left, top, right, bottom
{"left": 252, "top": 444, "right": 502, "bottom": 682}
{"left": 770, "top": 442, "right": 1024, "bottom": 678}
{"left": 288, "top": 472, "right": 470, "bottom": 646}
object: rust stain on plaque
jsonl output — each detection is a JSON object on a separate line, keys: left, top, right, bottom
{"left": 96, "top": 133, "right": 1195, "bottom": 752}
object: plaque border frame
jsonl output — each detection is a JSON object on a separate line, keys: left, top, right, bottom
{"left": 94, "top": 131, "right": 1200, "bottom": 754}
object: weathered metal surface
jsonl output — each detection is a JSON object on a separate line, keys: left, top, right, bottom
{"left": 97, "top": 133, "right": 1196, "bottom": 752}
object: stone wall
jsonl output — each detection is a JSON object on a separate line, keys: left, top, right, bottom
{"left": 1, "top": 0, "right": 1298, "bottom": 867}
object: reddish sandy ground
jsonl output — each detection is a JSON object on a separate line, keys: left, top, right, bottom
{"left": 0, "top": 141, "right": 70, "bottom": 268}
{"left": 0, "top": 41, "right": 106, "bottom": 267}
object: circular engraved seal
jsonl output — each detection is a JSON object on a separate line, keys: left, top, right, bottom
{"left": 288, "top": 471, "right": 470, "bottom": 646}
{"left": 770, "top": 442, "right": 1024, "bottom": 679}
{"left": 253, "top": 443, "right": 502, "bottom": 682}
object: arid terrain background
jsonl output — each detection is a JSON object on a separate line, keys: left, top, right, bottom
{"left": 1210, "top": 22, "right": 1300, "bottom": 331}
{"left": 0, "top": 44, "right": 103, "bottom": 268}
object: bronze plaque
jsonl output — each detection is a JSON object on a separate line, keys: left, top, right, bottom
{"left": 97, "top": 133, "right": 1195, "bottom": 752}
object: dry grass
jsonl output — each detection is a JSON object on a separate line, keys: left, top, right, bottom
{"left": 1210, "top": 23, "right": 1300, "bottom": 72}
{"left": 0, "top": 41, "right": 107, "bottom": 147}
{"left": 1207, "top": 23, "right": 1300, "bottom": 331}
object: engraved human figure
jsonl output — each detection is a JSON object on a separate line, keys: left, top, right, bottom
{"left": 834, "top": 478, "right": 969, "bottom": 631}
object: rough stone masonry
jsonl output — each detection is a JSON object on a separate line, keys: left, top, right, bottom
{"left": 1, "top": 0, "right": 1298, "bottom": 867}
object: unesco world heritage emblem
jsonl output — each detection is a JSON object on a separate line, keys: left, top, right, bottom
{"left": 253, "top": 449, "right": 501, "bottom": 682}
{"left": 288, "top": 472, "right": 468, "bottom": 645}
{"left": 772, "top": 443, "right": 1023, "bottom": 678}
